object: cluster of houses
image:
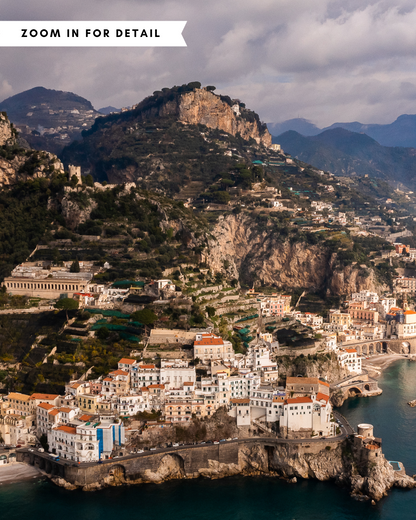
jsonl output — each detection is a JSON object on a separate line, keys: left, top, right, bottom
{"left": 0, "top": 328, "right": 339, "bottom": 461}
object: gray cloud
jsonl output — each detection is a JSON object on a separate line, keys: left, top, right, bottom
{"left": 1, "top": 0, "right": 416, "bottom": 126}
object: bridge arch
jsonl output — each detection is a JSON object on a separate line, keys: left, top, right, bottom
{"left": 362, "top": 344, "right": 368, "bottom": 356}
{"left": 364, "top": 384, "right": 370, "bottom": 391}
{"left": 347, "top": 387, "right": 362, "bottom": 397}
{"left": 369, "top": 343, "right": 374, "bottom": 355}
{"left": 155, "top": 453, "right": 186, "bottom": 480}
{"left": 376, "top": 342, "right": 382, "bottom": 353}
{"left": 108, "top": 464, "right": 126, "bottom": 484}
{"left": 355, "top": 345, "right": 362, "bottom": 355}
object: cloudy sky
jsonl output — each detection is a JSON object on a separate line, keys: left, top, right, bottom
{"left": 1, "top": 0, "right": 416, "bottom": 127}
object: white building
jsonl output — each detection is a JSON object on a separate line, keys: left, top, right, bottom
{"left": 351, "top": 291, "right": 379, "bottom": 303}
{"left": 193, "top": 333, "right": 235, "bottom": 364}
{"left": 280, "top": 393, "right": 332, "bottom": 438}
{"left": 160, "top": 362, "right": 196, "bottom": 390}
{"left": 48, "top": 417, "right": 125, "bottom": 462}
{"left": 337, "top": 348, "right": 362, "bottom": 373}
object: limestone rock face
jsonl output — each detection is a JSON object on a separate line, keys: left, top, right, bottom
{"left": 61, "top": 191, "right": 98, "bottom": 229}
{"left": 0, "top": 113, "right": 64, "bottom": 186}
{"left": 143, "top": 454, "right": 186, "bottom": 483}
{"left": 268, "top": 443, "right": 344, "bottom": 481}
{"left": 349, "top": 456, "right": 416, "bottom": 501}
{"left": 177, "top": 89, "right": 271, "bottom": 147}
{"left": 0, "top": 113, "right": 14, "bottom": 145}
{"left": 206, "top": 214, "right": 387, "bottom": 295}
{"left": 138, "top": 88, "right": 271, "bottom": 148}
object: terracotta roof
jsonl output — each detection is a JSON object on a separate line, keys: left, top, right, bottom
{"left": 405, "top": 310, "right": 416, "bottom": 315}
{"left": 119, "top": 358, "right": 136, "bottom": 365}
{"left": 55, "top": 425, "right": 77, "bottom": 434}
{"left": 140, "top": 364, "right": 156, "bottom": 369}
{"left": 103, "top": 377, "right": 112, "bottom": 382}
{"left": 316, "top": 392, "right": 329, "bottom": 403}
{"left": 319, "top": 380, "right": 330, "bottom": 387}
{"left": 37, "top": 403, "right": 55, "bottom": 411}
{"left": 30, "top": 393, "right": 60, "bottom": 400}
{"left": 183, "top": 382, "right": 194, "bottom": 386}
{"left": 48, "top": 409, "right": 60, "bottom": 416}
{"left": 195, "top": 338, "right": 224, "bottom": 345}
{"left": 231, "top": 398, "right": 250, "bottom": 404}
{"left": 109, "top": 369, "right": 128, "bottom": 376}
{"left": 286, "top": 396, "right": 313, "bottom": 404}
{"left": 7, "top": 392, "right": 31, "bottom": 401}
{"left": 59, "top": 407, "right": 72, "bottom": 413}
{"left": 141, "top": 387, "right": 149, "bottom": 392}
{"left": 148, "top": 384, "right": 165, "bottom": 389}
{"left": 79, "top": 414, "right": 93, "bottom": 422}
{"left": 345, "top": 349, "right": 357, "bottom": 353}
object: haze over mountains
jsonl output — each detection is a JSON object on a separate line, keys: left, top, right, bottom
{"left": 0, "top": 87, "right": 101, "bottom": 154}
{"left": 269, "top": 114, "right": 416, "bottom": 149}
{"left": 275, "top": 128, "right": 416, "bottom": 190}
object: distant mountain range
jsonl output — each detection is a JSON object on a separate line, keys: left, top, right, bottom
{"left": 275, "top": 128, "right": 416, "bottom": 189}
{"left": 98, "top": 106, "right": 121, "bottom": 115}
{"left": 269, "top": 114, "right": 416, "bottom": 148}
{"left": 0, "top": 87, "right": 101, "bottom": 154}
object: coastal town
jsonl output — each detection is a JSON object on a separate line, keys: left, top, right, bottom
{"left": 1, "top": 249, "right": 416, "bottom": 466}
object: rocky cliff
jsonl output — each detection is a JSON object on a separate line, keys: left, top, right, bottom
{"left": 50, "top": 439, "right": 416, "bottom": 503}
{"left": 0, "top": 112, "right": 14, "bottom": 145}
{"left": 276, "top": 353, "right": 350, "bottom": 383}
{"left": 135, "top": 88, "right": 271, "bottom": 148}
{"left": 206, "top": 214, "right": 388, "bottom": 296}
{"left": 0, "top": 112, "right": 64, "bottom": 186}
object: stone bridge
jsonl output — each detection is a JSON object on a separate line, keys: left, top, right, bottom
{"left": 331, "top": 370, "right": 382, "bottom": 400}
{"left": 338, "top": 337, "right": 416, "bottom": 356}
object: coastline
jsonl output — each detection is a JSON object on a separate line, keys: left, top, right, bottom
{"left": 362, "top": 353, "right": 410, "bottom": 379}
{"left": 0, "top": 463, "right": 42, "bottom": 486}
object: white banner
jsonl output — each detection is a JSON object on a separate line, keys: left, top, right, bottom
{"left": 0, "top": 21, "right": 187, "bottom": 47}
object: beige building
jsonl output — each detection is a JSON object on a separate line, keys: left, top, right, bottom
{"left": 3, "top": 272, "right": 92, "bottom": 299}
{"left": 285, "top": 377, "right": 330, "bottom": 398}
{"left": 6, "top": 393, "right": 31, "bottom": 416}
{"left": 193, "top": 332, "right": 235, "bottom": 364}
{"left": 330, "top": 311, "right": 351, "bottom": 328}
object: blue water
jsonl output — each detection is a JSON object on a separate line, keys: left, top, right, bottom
{"left": 1, "top": 360, "right": 415, "bottom": 520}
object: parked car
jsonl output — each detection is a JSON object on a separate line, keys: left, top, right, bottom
{"left": 150, "top": 447, "right": 157, "bottom": 451}
{"left": 137, "top": 449, "right": 144, "bottom": 453}
{"left": 172, "top": 443, "right": 179, "bottom": 447}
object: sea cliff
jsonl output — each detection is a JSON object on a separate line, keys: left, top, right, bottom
{"left": 20, "top": 437, "right": 415, "bottom": 503}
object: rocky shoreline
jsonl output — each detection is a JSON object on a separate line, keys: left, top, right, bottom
{"left": 47, "top": 438, "right": 416, "bottom": 503}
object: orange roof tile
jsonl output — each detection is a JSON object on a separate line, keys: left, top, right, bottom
{"left": 148, "top": 384, "right": 165, "bottom": 389}
{"left": 140, "top": 364, "right": 156, "bottom": 369}
{"left": 316, "top": 392, "right": 329, "bottom": 403}
{"left": 79, "top": 414, "right": 93, "bottom": 422}
{"left": 286, "top": 396, "right": 313, "bottom": 404}
{"left": 345, "top": 349, "right": 357, "bottom": 353}
{"left": 48, "top": 409, "right": 60, "bottom": 416}
{"left": 109, "top": 369, "right": 128, "bottom": 376}
{"left": 195, "top": 338, "right": 224, "bottom": 345}
{"left": 58, "top": 407, "right": 72, "bottom": 413}
{"left": 183, "top": 382, "right": 194, "bottom": 386}
{"left": 30, "top": 393, "right": 60, "bottom": 400}
{"left": 119, "top": 358, "right": 136, "bottom": 365}
{"left": 55, "top": 425, "right": 77, "bottom": 434}
{"left": 231, "top": 398, "right": 250, "bottom": 404}
{"left": 37, "top": 403, "right": 55, "bottom": 411}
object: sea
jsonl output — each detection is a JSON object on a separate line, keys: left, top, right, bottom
{"left": 1, "top": 359, "right": 416, "bottom": 520}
